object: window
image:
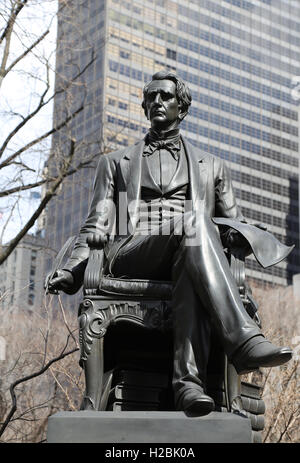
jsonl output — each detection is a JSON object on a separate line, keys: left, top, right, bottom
{"left": 120, "top": 50, "right": 130, "bottom": 59}
{"left": 166, "top": 48, "right": 177, "bottom": 60}
{"left": 30, "top": 266, "right": 36, "bottom": 277}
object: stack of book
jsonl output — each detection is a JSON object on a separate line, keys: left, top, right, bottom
{"left": 208, "top": 378, "right": 265, "bottom": 443}
{"left": 107, "top": 369, "right": 172, "bottom": 411}
{"left": 106, "top": 369, "right": 265, "bottom": 443}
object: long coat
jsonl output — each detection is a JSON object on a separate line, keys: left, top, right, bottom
{"left": 64, "top": 136, "right": 293, "bottom": 279}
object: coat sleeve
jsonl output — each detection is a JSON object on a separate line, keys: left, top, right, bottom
{"left": 213, "top": 158, "right": 246, "bottom": 246}
{"left": 212, "top": 158, "right": 294, "bottom": 265}
{"left": 214, "top": 158, "right": 244, "bottom": 220}
{"left": 63, "top": 153, "right": 116, "bottom": 277}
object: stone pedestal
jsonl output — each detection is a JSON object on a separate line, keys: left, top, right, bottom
{"left": 47, "top": 411, "right": 252, "bottom": 443}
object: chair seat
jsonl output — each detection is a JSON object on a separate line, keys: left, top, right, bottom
{"left": 98, "top": 276, "right": 173, "bottom": 299}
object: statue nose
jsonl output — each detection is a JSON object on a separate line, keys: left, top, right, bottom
{"left": 154, "top": 93, "right": 162, "bottom": 104}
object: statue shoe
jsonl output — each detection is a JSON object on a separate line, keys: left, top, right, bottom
{"left": 175, "top": 387, "right": 215, "bottom": 416}
{"left": 231, "top": 335, "right": 293, "bottom": 375}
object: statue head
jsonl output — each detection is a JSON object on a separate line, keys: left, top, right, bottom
{"left": 142, "top": 71, "right": 192, "bottom": 131}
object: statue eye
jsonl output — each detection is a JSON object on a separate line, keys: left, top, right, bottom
{"left": 161, "top": 92, "right": 173, "bottom": 100}
{"left": 148, "top": 93, "right": 156, "bottom": 101}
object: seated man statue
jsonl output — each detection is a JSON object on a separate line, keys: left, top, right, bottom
{"left": 48, "top": 71, "right": 293, "bottom": 415}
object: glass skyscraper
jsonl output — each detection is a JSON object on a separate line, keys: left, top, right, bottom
{"left": 45, "top": 0, "right": 300, "bottom": 287}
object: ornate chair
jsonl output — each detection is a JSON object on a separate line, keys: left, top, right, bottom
{"left": 77, "top": 233, "right": 265, "bottom": 442}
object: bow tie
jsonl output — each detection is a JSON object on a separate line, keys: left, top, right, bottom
{"left": 143, "top": 139, "right": 181, "bottom": 160}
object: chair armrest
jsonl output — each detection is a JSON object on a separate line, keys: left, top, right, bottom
{"left": 228, "top": 246, "right": 260, "bottom": 326}
{"left": 83, "top": 234, "right": 105, "bottom": 295}
{"left": 227, "top": 246, "right": 246, "bottom": 293}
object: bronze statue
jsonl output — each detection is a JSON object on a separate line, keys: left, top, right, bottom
{"left": 47, "top": 71, "right": 293, "bottom": 415}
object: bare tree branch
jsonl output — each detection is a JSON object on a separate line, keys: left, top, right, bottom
{"left": 263, "top": 361, "right": 299, "bottom": 442}
{"left": 0, "top": 104, "right": 84, "bottom": 169}
{"left": 0, "top": 195, "right": 19, "bottom": 243}
{"left": 0, "top": 1, "right": 29, "bottom": 45}
{"left": 0, "top": 346, "right": 79, "bottom": 439}
{"left": 0, "top": 7, "right": 14, "bottom": 88}
{"left": 0, "top": 0, "right": 106, "bottom": 263}
{"left": 0, "top": 179, "right": 46, "bottom": 197}
{"left": 49, "top": 367, "right": 77, "bottom": 411}
{"left": 0, "top": 48, "right": 95, "bottom": 165}
{"left": 9, "top": 159, "right": 36, "bottom": 172}
{"left": 0, "top": 75, "right": 50, "bottom": 159}
{"left": 277, "top": 408, "right": 299, "bottom": 443}
{"left": 0, "top": 139, "right": 76, "bottom": 264}
{"left": 57, "top": 294, "right": 79, "bottom": 348}
{"left": 2, "top": 29, "right": 50, "bottom": 80}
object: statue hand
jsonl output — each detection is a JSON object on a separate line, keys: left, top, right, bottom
{"left": 227, "top": 229, "right": 251, "bottom": 254}
{"left": 252, "top": 222, "right": 267, "bottom": 231}
{"left": 45, "top": 269, "right": 75, "bottom": 294}
{"left": 227, "top": 223, "right": 267, "bottom": 255}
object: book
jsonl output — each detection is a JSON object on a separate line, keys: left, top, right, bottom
{"left": 113, "top": 369, "right": 170, "bottom": 389}
{"left": 108, "top": 401, "right": 160, "bottom": 411}
{"left": 108, "top": 384, "right": 164, "bottom": 404}
{"left": 211, "top": 391, "right": 265, "bottom": 415}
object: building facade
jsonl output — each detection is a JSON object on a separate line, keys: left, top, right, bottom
{"left": 0, "top": 234, "right": 45, "bottom": 311}
{"left": 45, "top": 0, "right": 300, "bottom": 287}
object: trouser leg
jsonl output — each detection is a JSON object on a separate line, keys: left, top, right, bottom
{"left": 171, "top": 247, "right": 211, "bottom": 397}
{"left": 178, "top": 211, "right": 261, "bottom": 358}
{"left": 111, "top": 213, "right": 261, "bottom": 391}
{"left": 111, "top": 219, "right": 211, "bottom": 394}
{"left": 112, "top": 213, "right": 260, "bottom": 357}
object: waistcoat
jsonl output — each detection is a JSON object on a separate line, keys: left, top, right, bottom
{"left": 136, "top": 145, "right": 189, "bottom": 234}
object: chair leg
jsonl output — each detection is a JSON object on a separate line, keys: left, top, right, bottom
{"left": 224, "top": 357, "right": 245, "bottom": 414}
{"left": 81, "top": 337, "right": 104, "bottom": 411}
{"left": 99, "top": 370, "right": 114, "bottom": 411}
{"left": 78, "top": 300, "right": 108, "bottom": 411}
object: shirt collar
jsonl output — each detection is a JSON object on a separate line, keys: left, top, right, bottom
{"left": 147, "top": 128, "right": 180, "bottom": 144}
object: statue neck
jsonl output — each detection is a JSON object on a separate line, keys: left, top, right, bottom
{"left": 148, "top": 127, "right": 180, "bottom": 142}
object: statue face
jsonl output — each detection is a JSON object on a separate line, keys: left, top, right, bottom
{"left": 144, "top": 79, "right": 182, "bottom": 130}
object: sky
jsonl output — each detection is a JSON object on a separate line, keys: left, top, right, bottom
{"left": 0, "top": 0, "right": 58, "bottom": 244}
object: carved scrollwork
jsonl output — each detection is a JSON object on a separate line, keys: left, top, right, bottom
{"left": 78, "top": 299, "right": 172, "bottom": 366}
{"left": 78, "top": 299, "right": 109, "bottom": 365}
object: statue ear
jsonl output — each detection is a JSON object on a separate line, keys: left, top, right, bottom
{"left": 178, "top": 107, "right": 186, "bottom": 121}
{"left": 142, "top": 100, "right": 149, "bottom": 120}
{"left": 144, "top": 103, "right": 150, "bottom": 120}
{"left": 177, "top": 102, "right": 185, "bottom": 121}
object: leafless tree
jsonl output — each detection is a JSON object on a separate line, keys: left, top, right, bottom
{"left": 0, "top": 293, "right": 83, "bottom": 442}
{"left": 0, "top": 2, "right": 135, "bottom": 441}
{"left": 0, "top": 284, "right": 298, "bottom": 442}
{"left": 244, "top": 285, "right": 300, "bottom": 443}
{"left": 0, "top": 0, "right": 113, "bottom": 263}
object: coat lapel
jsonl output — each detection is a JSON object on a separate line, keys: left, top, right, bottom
{"left": 119, "top": 139, "right": 145, "bottom": 232}
{"left": 181, "top": 136, "right": 208, "bottom": 206}
{"left": 119, "top": 136, "right": 208, "bottom": 231}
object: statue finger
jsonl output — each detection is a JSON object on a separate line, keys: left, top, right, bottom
{"left": 48, "top": 275, "right": 65, "bottom": 288}
{"left": 253, "top": 222, "right": 267, "bottom": 231}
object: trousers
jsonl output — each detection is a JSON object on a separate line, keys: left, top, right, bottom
{"left": 109, "top": 211, "right": 261, "bottom": 394}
